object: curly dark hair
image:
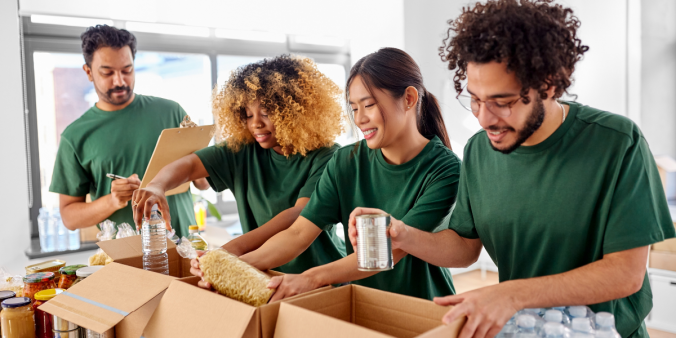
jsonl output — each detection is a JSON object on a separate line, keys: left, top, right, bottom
{"left": 439, "top": 0, "right": 589, "bottom": 103}
{"left": 81, "top": 25, "right": 137, "bottom": 66}
{"left": 213, "top": 54, "right": 344, "bottom": 156}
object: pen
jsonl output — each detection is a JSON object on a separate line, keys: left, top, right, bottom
{"left": 106, "top": 173, "right": 126, "bottom": 180}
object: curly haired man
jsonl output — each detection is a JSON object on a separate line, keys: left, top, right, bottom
{"left": 348, "top": 1, "right": 675, "bottom": 338}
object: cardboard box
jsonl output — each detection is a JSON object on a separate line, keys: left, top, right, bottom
{"left": 141, "top": 276, "right": 330, "bottom": 338}
{"left": 39, "top": 262, "right": 175, "bottom": 337}
{"left": 273, "top": 284, "right": 466, "bottom": 338}
{"left": 97, "top": 235, "right": 193, "bottom": 277}
{"left": 655, "top": 156, "right": 676, "bottom": 201}
{"left": 652, "top": 222, "right": 676, "bottom": 253}
{"left": 80, "top": 225, "right": 99, "bottom": 243}
{"left": 650, "top": 250, "right": 676, "bottom": 272}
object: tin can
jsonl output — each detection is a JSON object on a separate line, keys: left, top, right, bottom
{"left": 356, "top": 214, "right": 393, "bottom": 271}
{"left": 52, "top": 314, "right": 80, "bottom": 337}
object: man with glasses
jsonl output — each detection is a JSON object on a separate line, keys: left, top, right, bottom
{"left": 49, "top": 25, "right": 209, "bottom": 238}
{"left": 348, "top": 1, "right": 674, "bottom": 338}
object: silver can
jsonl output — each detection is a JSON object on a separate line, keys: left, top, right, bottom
{"left": 356, "top": 214, "right": 393, "bottom": 271}
{"left": 52, "top": 315, "right": 80, "bottom": 337}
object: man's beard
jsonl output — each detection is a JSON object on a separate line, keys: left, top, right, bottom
{"left": 95, "top": 84, "right": 133, "bottom": 106}
{"left": 488, "top": 96, "right": 545, "bottom": 154}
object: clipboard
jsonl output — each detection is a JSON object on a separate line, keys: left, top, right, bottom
{"left": 141, "top": 124, "right": 215, "bottom": 196}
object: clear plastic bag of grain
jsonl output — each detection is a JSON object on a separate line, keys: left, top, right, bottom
{"left": 199, "top": 249, "right": 274, "bottom": 307}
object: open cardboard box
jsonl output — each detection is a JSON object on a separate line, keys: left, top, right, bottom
{"left": 650, "top": 250, "right": 676, "bottom": 272}
{"left": 274, "top": 284, "right": 466, "bottom": 338}
{"left": 39, "top": 262, "right": 175, "bottom": 337}
{"left": 141, "top": 275, "right": 330, "bottom": 338}
{"left": 97, "top": 235, "right": 193, "bottom": 277}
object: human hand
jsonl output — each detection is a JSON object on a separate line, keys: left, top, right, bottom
{"left": 434, "top": 283, "right": 520, "bottom": 338}
{"left": 266, "top": 273, "right": 321, "bottom": 302}
{"left": 131, "top": 183, "right": 172, "bottom": 230}
{"left": 109, "top": 174, "right": 141, "bottom": 209}
{"left": 190, "top": 251, "right": 218, "bottom": 291}
{"left": 347, "top": 207, "right": 410, "bottom": 252}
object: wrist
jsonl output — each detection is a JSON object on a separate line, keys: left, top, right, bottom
{"left": 503, "top": 279, "right": 528, "bottom": 310}
{"left": 107, "top": 194, "right": 125, "bottom": 210}
{"left": 302, "top": 268, "right": 326, "bottom": 288}
{"left": 147, "top": 182, "right": 166, "bottom": 193}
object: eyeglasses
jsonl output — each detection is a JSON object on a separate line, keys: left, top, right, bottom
{"left": 456, "top": 91, "right": 521, "bottom": 118}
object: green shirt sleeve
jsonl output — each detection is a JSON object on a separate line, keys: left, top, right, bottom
{"left": 448, "top": 148, "right": 480, "bottom": 239}
{"left": 49, "top": 137, "right": 91, "bottom": 197}
{"left": 400, "top": 158, "right": 460, "bottom": 233}
{"left": 603, "top": 135, "right": 676, "bottom": 254}
{"left": 298, "top": 145, "right": 338, "bottom": 199}
{"left": 194, "top": 144, "right": 236, "bottom": 193}
{"left": 300, "top": 153, "right": 342, "bottom": 230}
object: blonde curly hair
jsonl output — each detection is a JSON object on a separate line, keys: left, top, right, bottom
{"left": 212, "top": 55, "right": 344, "bottom": 156}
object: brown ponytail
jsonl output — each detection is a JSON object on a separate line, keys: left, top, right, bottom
{"left": 346, "top": 47, "right": 452, "bottom": 149}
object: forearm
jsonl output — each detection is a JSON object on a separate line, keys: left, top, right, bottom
{"left": 304, "top": 250, "right": 407, "bottom": 286}
{"left": 223, "top": 205, "right": 303, "bottom": 256}
{"left": 61, "top": 195, "right": 118, "bottom": 230}
{"left": 239, "top": 216, "right": 320, "bottom": 271}
{"left": 148, "top": 154, "right": 206, "bottom": 192}
{"left": 401, "top": 228, "right": 481, "bottom": 268}
{"left": 507, "top": 246, "right": 648, "bottom": 309}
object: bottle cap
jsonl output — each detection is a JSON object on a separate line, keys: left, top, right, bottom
{"left": 524, "top": 308, "right": 542, "bottom": 315}
{"left": 24, "top": 272, "right": 56, "bottom": 283}
{"left": 35, "top": 288, "right": 64, "bottom": 301}
{"left": 568, "top": 306, "right": 587, "bottom": 318}
{"left": 595, "top": 312, "right": 615, "bottom": 328}
{"left": 0, "top": 290, "right": 16, "bottom": 302}
{"left": 59, "top": 264, "right": 88, "bottom": 276}
{"left": 76, "top": 265, "right": 105, "bottom": 278}
{"left": 544, "top": 309, "right": 563, "bottom": 323}
{"left": 189, "top": 225, "right": 199, "bottom": 231}
{"left": 1, "top": 297, "right": 31, "bottom": 308}
{"left": 543, "top": 322, "right": 565, "bottom": 337}
{"left": 152, "top": 204, "right": 159, "bottom": 211}
{"left": 572, "top": 318, "right": 592, "bottom": 332}
{"left": 516, "top": 314, "right": 536, "bottom": 328}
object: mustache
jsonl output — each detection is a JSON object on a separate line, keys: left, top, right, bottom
{"left": 106, "top": 86, "right": 131, "bottom": 96}
{"left": 485, "top": 125, "right": 515, "bottom": 132}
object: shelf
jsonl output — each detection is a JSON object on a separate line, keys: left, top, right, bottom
{"left": 24, "top": 238, "right": 99, "bottom": 259}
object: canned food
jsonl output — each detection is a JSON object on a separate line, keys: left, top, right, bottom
{"left": 52, "top": 314, "right": 80, "bottom": 337}
{"left": 356, "top": 214, "right": 393, "bottom": 271}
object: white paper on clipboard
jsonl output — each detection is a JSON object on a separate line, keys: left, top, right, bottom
{"left": 140, "top": 124, "right": 215, "bottom": 196}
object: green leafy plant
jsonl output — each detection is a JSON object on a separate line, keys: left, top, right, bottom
{"left": 192, "top": 193, "right": 222, "bottom": 221}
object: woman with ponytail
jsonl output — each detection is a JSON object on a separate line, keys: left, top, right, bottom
{"left": 191, "top": 48, "right": 470, "bottom": 301}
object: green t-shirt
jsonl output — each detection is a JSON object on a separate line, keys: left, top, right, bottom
{"left": 300, "top": 136, "right": 461, "bottom": 300}
{"left": 49, "top": 94, "right": 197, "bottom": 238}
{"left": 194, "top": 142, "right": 346, "bottom": 274}
{"left": 450, "top": 102, "right": 676, "bottom": 338}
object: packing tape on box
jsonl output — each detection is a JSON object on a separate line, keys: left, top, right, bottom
{"left": 61, "top": 291, "right": 130, "bottom": 316}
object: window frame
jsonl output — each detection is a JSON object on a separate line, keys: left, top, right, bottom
{"left": 22, "top": 18, "right": 350, "bottom": 253}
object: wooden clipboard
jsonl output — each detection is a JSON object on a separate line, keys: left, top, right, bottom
{"left": 141, "top": 125, "right": 215, "bottom": 196}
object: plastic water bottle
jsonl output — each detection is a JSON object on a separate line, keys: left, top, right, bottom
{"left": 68, "top": 227, "right": 81, "bottom": 251}
{"left": 594, "top": 312, "right": 620, "bottom": 338}
{"left": 567, "top": 306, "right": 592, "bottom": 319}
{"left": 515, "top": 315, "right": 538, "bottom": 338}
{"left": 571, "top": 318, "right": 595, "bottom": 335}
{"left": 497, "top": 315, "right": 518, "bottom": 338}
{"left": 52, "top": 208, "right": 69, "bottom": 251}
{"left": 524, "top": 308, "right": 544, "bottom": 317}
{"left": 38, "top": 208, "right": 54, "bottom": 252}
{"left": 142, "top": 205, "right": 169, "bottom": 275}
{"left": 544, "top": 309, "right": 571, "bottom": 325}
{"left": 542, "top": 322, "right": 566, "bottom": 338}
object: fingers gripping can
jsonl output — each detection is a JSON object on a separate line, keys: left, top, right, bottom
{"left": 356, "top": 214, "right": 393, "bottom": 271}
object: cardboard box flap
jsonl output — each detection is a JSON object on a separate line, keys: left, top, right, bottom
{"left": 284, "top": 286, "right": 352, "bottom": 323}
{"left": 260, "top": 286, "right": 335, "bottom": 338}
{"left": 39, "top": 263, "right": 174, "bottom": 333}
{"left": 275, "top": 303, "right": 392, "bottom": 338}
{"left": 142, "top": 279, "right": 258, "bottom": 338}
{"left": 97, "top": 236, "right": 145, "bottom": 261}
{"left": 415, "top": 323, "right": 465, "bottom": 338}
{"left": 353, "top": 285, "right": 449, "bottom": 337}
{"left": 655, "top": 156, "right": 676, "bottom": 172}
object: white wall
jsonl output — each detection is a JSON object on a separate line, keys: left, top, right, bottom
{"left": 403, "top": 0, "right": 638, "bottom": 152}
{"left": 0, "top": 1, "right": 31, "bottom": 268}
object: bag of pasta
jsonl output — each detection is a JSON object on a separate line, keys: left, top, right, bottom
{"left": 199, "top": 249, "right": 275, "bottom": 307}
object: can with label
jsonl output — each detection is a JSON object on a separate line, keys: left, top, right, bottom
{"left": 356, "top": 214, "right": 393, "bottom": 271}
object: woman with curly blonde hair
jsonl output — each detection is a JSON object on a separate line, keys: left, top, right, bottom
{"left": 132, "top": 55, "right": 347, "bottom": 273}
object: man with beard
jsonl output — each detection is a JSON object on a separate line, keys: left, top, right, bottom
{"left": 49, "top": 25, "right": 208, "bottom": 238}
{"left": 347, "top": 1, "right": 674, "bottom": 338}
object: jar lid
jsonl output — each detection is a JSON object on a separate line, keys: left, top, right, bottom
{"left": 59, "top": 265, "right": 88, "bottom": 276}
{"left": 76, "top": 265, "right": 105, "bottom": 278}
{"left": 24, "top": 272, "right": 56, "bottom": 283}
{"left": 34, "top": 288, "right": 64, "bottom": 301}
{"left": 0, "top": 290, "right": 16, "bottom": 301}
{"left": 1, "top": 297, "right": 31, "bottom": 308}
{"left": 189, "top": 225, "right": 198, "bottom": 231}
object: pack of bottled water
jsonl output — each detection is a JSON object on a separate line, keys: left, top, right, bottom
{"left": 497, "top": 306, "right": 621, "bottom": 338}
{"left": 37, "top": 207, "right": 81, "bottom": 253}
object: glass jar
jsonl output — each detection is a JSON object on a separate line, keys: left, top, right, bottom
{"left": 0, "top": 291, "right": 17, "bottom": 334}
{"left": 71, "top": 266, "right": 105, "bottom": 287}
{"left": 57, "top": 265, "right": 87, "bottom": 289}
{"left": 1, "top": 297, "right": 36, "bottom": 338}
{"left": 33, "top": 288, "right": 64, "bottom": 338}
{"left": 22, "top": 272, "right": 57, "bottom": 302}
